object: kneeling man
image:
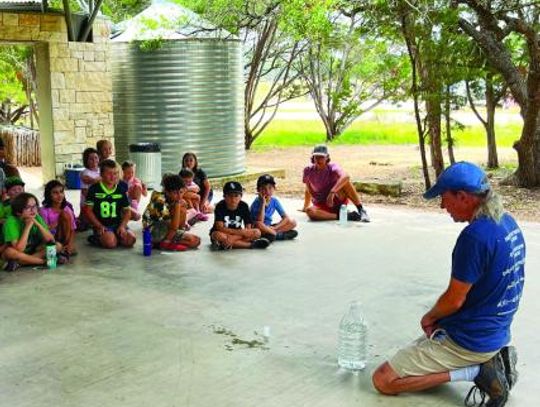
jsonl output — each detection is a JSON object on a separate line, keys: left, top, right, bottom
{"left": 372, "top": 162, "right": 524, "bottom": 407}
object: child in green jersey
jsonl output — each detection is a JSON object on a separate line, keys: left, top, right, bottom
{"left": 84, "top": 159, "right": 136, "bottom": 249}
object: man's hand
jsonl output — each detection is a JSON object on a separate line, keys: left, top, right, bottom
{"left": 420, "top": 313, "right": 438, "bottom": 337}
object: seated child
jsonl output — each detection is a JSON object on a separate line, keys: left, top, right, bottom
{"left": 83, "top": 159, "right": 136, "bottom": 249}
{"left": 96, "top": 139, "right": 113, "bottom": 162}
{"left": 2, "top": 192, "right": 67, "bottom": 272}
{"left": 121, "top": 161, "right": 147, "bottom": 213}
{"left": 0, "top": 176, "right": 26, "bottom": 256}
{"left": 180, "top": 168, "right": 208, "bottom": 222}
{"left": 40, "top": 180, "right": 77, "bottom": 255}
{"left": 0, "top": 176, "right": 26, "bottom": 220}
{"left": 250, "top": 174, "right": 298, "bottom": 241}
{"left": 142, "top": 174, "right": 200, "bottom": 251}
{"left": 78, "top": 147, "right": 101, "bottom": 231}
{"left": 210, "top": 181, "right": 270, "bottom": 250}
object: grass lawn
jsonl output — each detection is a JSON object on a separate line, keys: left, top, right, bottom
{"left": 253, "top": 120, "right": 523, "bottom": 149}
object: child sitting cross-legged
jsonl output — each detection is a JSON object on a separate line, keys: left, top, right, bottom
{"left": 210, "top": 181, "right": 270, "bottom": 250}
{"left": 40, "top": 180, "right": 77, "bottom": 256}
{"left": 83, "top": 159, "right": 136, "bottom": 249}
{"left": 142, "top": 174, "right": 200, "bottom": 251}
{"left": 2, "top": 192, "right": 67, "bottom": 271}
{"left": 250, "top": 174, "right": 298, "bottom": 241}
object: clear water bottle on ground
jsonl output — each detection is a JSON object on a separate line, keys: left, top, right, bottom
{"left": 339, "top": 204, "right": 348, "bottom": 226}
{"left": 46, "top": 242, "right": 57, "bottom": 269}
{"left": 337, "top": 301, "right": 367, "bottom": 371}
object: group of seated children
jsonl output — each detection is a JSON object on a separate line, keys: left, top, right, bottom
{"left": 0, "top": 177, "right": 71, "bottom": 271}
{"left": 0, "top": 139, "right": 299, "bottom": 271}
{"left": 209, "top": 175, "right": 297, "bottom": 250}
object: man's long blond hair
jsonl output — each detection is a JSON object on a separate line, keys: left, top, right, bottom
{"left": 473, "top": 189, "right": 505, "bottom": 222}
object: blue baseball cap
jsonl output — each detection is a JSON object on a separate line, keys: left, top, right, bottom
{"left": 423, "top": 161, "right": 490, "bottom": 199}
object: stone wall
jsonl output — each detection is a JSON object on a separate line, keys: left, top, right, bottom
{"left": 0, "top": 11, "right": 114, "bottom": 180}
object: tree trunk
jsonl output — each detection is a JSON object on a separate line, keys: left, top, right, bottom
{"left": 324, "top": 117, "right": 338, "bottom": 142}
{"left": 426, "top": 96, "right": 444, "bottom": 177}
{"left": 245, "top": 124, "right": 254, "bottom": 150}
{"left": 514, "top": 108, "right": 540, "bottom": 187}
{"left": 485, "top": 74, "right": 499, "bottom": 168}
{"left": 445, "top": 86, "right": 456, "bottom": 165}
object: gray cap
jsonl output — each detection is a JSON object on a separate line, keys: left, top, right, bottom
{"left": 312, "top": 144, "right": 329, "bottom": 156}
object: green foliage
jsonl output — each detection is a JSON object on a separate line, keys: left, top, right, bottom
{"left": 252, "top": 118, "right": 522, "bottom": 148}
{"left": 0, "top": 46, "right": 33, "bottom": 125}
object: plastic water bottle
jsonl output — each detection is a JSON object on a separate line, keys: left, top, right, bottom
{"left": 337, "top": 301, "right": 368, "bottom": 371}
{"left": 339, "top": 204, "right": 348, "bottom": 226}
{"left": 143, "top": 227, "right": 152, "bottom": 256}
{"left": 46, "top": 242, "right": 57, "bottom": 269}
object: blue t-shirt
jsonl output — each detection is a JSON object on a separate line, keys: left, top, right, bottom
{"left": 250, "top": 196, "right": 286, "bottom": 226}
{"left": 439, "top": 213, "right": 525, "bottom": 352}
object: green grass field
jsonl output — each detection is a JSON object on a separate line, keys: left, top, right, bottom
{"left": 253, "top": 119, "right": 522, "bottom": 149}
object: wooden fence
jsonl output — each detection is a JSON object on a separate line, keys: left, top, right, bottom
{"left": 0, "top": 126, "right": 41, "bottom": 167}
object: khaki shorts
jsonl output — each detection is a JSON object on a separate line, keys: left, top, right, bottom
{"left": 389, "top": 330, "right": 497, "bottom": 377}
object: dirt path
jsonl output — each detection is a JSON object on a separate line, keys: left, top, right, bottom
{"left": 246, "top": 145, "right": 539, "bottom": 222}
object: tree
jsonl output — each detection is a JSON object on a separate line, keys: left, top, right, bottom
{"left": 0, "top": 46, "right": 34, "bottom": 126}
{"left": 297, "top": 4, "right": 407, "bottom": 141}
{"left": 465, "top": 69, "right": 507, "bottom": 168}
{"left": 456, "top": 0, "right": 540, "bottom": 187}
{"left": 176, "top": 0, "right": 310, "bottom": 149}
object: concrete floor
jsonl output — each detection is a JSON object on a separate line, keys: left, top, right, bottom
{"left": 0, "top": 195, "right": 539, "bottom": 407}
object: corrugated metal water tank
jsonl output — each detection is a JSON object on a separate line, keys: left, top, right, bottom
{"left": 111, "top": 1, "right": 244, "bottom": 177}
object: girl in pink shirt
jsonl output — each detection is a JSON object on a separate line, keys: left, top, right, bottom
{"left": 40, "top": 180, "right": 77, "bottom": 255}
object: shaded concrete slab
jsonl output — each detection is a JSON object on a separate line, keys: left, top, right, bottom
{"left": 0, "top": 196, "right": 538, "bottom": 407}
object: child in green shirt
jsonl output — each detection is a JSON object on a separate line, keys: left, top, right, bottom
{"left": 2, "top": 192, "right": 66, "bottom": 272}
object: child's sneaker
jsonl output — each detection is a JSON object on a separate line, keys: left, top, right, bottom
{"left": 276, "top": 230, "right": 298, "bottom": 240}
{"left": 159, "top": 241, "right": 188, "bottom": 251}
{"left": 359, "top": 207, "right": 370, "bottom": 223}
{"left": 347, "top": 211, "right": 362, "bottom": 221}
{"left": 4, "top": 260, "right": 20, "bottom": 272}
{"left": 251, "top": 238, "right": 270, "bottom": 249}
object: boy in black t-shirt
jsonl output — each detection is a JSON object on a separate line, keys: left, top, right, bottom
{"left": 210, "top": 181, "right": 270, "bottom": 250}
{"left": 84, "top": 159, "right": 136, "bottom": 249}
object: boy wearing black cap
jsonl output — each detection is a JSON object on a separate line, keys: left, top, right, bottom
{"left": 210, "top": 181, "right": 270, "bottom": 250}
{"left": 251, "top": 174, "right": 298, "bottom": 241}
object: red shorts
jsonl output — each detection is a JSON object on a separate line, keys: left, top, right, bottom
{"left": 313, "top": 197, "right": 348, "bottom": 214}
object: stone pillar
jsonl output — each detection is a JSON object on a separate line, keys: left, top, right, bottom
{"left": 0, "top": 11, "right": 115, "bottom": 179}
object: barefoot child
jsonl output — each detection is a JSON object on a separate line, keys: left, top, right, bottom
{"left": 180, "top": 168, "right": 208, "bottom": 223}
{"left": 121, "top": 161, "right": 147, "bottom": 210}
{"left": 40, "top": 180, "right": 77, "bottom": 255}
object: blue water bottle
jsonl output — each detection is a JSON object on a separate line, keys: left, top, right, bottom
{"left": 143, "top": 227, "right": 152, "bottom": 257}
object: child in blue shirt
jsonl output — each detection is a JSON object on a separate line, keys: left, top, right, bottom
{"left": 250, "top": 174, "right": 298, "bottom": 241}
